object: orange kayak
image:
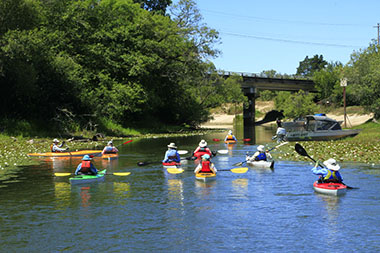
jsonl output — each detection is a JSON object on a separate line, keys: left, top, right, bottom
{"left": 101, "top": 153, "right": 119, "bottom": 160}
{"left": 27, "top": 150, "right": 102, "bottom": 157}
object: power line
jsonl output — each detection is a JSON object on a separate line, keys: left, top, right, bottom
{"left": 220, "top": 31, "right": 362, "bottom": 48}
{"left": 201, "top": 9, "right": 370, "bottom": 27}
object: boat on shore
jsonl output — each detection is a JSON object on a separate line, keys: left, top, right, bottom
{"left": 313, "top": 181, "right": 347, "bottom": 196}
{"left": 283, "top": 114, "right": 361, "bottom": 141}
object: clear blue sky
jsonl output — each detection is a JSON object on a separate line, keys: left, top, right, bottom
{"left": 173, "top": 0, "right": 379, "bottom": 75}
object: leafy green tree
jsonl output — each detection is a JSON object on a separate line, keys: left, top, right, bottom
{"left": 133, "top": 0, "right": 172, "bottom": 14}
{"left": 275, "top": 90, "right": 318, "bottom": 118}
{"left": 313, "top": 62, "right": 343, "bottom": 104}
{"left": 344, "top": 43, "right": 380, "bottom": 118}
{"left": 296, "top": 54, "right": 327, "bottom": 77}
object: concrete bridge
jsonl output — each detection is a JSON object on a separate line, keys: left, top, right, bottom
{"left": 223, "top": 72, "right": 316, "bottom": 142}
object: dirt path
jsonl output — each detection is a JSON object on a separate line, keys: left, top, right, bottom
{"left": 200, "top": 101, "right": 373, "bottom": 128}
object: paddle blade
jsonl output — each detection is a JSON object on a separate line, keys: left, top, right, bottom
{"left": 54, "top": 173, "right": 72, "bottom": 176}
{"left": 243, "top": 138, "right": 251, "bottom": 142}
{"left": 166, "top": 168, "right": 184, "bottom": 174}
{"left": 112, "top": 172, "right": 131, "bottom": 176}
{"left": 230, "top": 167, "right": 249, "bottom": 173}
{"left": 122, "top": 140, "right": 133, "bottom": 145}
{"left": 178, "top": 150, "right": 188, "bottom": 155}
{"left": 217, "top": 149, "right": 229, "bottom": 155}
{"left": 295, "top": 143, "right": 308, "bottom": 157}
{"left": 213, "top": 138, "right": 221, "bottom": 141}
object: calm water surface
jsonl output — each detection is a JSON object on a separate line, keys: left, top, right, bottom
{"left": 1, "top": 129, "right": 380, "bottom": 252}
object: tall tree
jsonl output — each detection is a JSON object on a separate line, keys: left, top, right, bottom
{"left": 296, "top": 54, "right": 327, "bottom": 77}
{"left": 133, "top": 0, "right": 172, "bottom": 14}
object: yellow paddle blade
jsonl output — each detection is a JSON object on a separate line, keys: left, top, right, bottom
{"left": 167, "top": 168, "right": 184, "bottom": 174}
{"left": 54, "top": 173, "right": 72, "bottom": 177}
{"left": 230, "top": 167, "right": 249, "bottom": 173}
{"left": 112, "top": 172, "right": 131, "bottom": 176}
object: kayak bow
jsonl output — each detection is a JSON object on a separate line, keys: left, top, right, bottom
{"left": 313, "top": 181, "right": 347, "bottom": 196}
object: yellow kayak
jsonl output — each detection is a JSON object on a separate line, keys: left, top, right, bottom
{"left": 27, "top": 150, "right": 102, "bottom": 157}
{"left": 101, "top": 153, "right": 119, "bottom": 160}
{"left": 195, "top": 172, "right": 217, "bottom": 182}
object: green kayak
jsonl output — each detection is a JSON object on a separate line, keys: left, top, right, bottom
{"left": 69, "top": 169, "right": 106, "bottom": 184}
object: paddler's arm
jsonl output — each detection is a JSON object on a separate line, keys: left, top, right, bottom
{"left": 194, "top": 164, "right": 201, "bottom": 173}
{"left": 311, "top": 161, "right": 327, "bottom": 175}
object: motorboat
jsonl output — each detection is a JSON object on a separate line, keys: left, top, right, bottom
{"left": 282, "top": 114, "right": 361, "bottom": 141}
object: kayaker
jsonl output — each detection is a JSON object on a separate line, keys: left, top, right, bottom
{"left": 193, "top": 140, "right": 214, "bottom": 158}
{"left": 163, "top": 143, "right": 181, "bottom": 163}
{"left": 312, "top": 158, "right": 343, "bottom": 183}
{"left": 194, "top": 154, "right": 217, "bottom": 174}
{"left": 51, "top": 139, "right": 69, "bottom": 152}
{"left": 102, "top": 141, "right": 119, "bottom": 155}
{"left": 75, "top": 155, "right": 98, "bottom": 175}
{"left": 272, "top": 119, "right": 287, "bottom": 143}
{"left": 224, "top": 130, "right": 237, "bottom": 142}
{"left": 247, "top": 145, "right": 272, "bottom": 162}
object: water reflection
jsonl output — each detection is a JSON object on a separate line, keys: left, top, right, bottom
{"left": 80, "top": 186, "right": 92, "bottom": 209}
{"left": 54, "top": 182, "right": 71, "bottom": 210}
{"left": 231, "top": 178, "right": 249, "bottom": 199}
{"left": 112, "top": 182, "right": 131, "bottom": 205}
{"left": 167, "top": 179, "right": 184, "bottom": 205}
{"left": 317, "top": 194, "right": 342, "bottom": 247}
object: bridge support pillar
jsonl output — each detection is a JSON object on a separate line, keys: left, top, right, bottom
{"left": 243, "top": 87, "right": 256, "bottom": 143}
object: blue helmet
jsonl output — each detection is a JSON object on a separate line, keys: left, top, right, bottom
{"left": 202, "top": 154, "right": 210, "bottom": 160}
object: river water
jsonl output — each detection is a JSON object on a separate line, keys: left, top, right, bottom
{"left": 1, "top": 128, "right": 380, "bottom": 252}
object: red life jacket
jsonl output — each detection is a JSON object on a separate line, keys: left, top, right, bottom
{"left": 80, "top": 161, "right": 91, "bottom": 173}
{"left": 200, "top": 160, "right": 212, "bottom": 173}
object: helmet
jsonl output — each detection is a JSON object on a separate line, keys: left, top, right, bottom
{"left": 167, "top": 143, "right": 177, "bottom": 149}
{"left": 257, "top": 145, "right": 265, "bottom": 152}
{"left": 323, "top": 158, "right": 340, "bottom": 171}
{"left": 53, "top": 139, "right": 59, "bottom": 143}
{"left": 199, "top": 140, "right": 207, "bottom": 147}
{"left": 82, "top": 155, "right": 92, "bottom": 161}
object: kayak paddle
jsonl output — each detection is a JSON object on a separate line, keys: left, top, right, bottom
{"left": 55, "top": 172, "right": 131, "bottom": 176}
{"left": 294, "top": 143, "right": 358, "bottom": 189}
{"left": 218, "top": 167, "right": 249, "bottom": 173}
{"left": 233, "top": 142, "right": 289, "bottom": 166}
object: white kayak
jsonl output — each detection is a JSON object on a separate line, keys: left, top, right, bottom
{"left": 246, "top": 157, "right": 274, "bottom": 169}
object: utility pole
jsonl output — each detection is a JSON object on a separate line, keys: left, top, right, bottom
{"left": 340, "top": 78, "right": 347, "bottom": 128}
{"left": 374, "top": 23, "right": 380, "bottom": 45}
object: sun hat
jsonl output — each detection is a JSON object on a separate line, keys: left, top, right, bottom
{"left": 323, "top": 158, "right": 340, "bottom": 171}
{"left": 53, "top": 139, "right": 59, "bottom": 143}
{"left": 167, "top": 143, "right": 177, "bottom": 149}
{"left": 199, "top": 140, "right": 207, "bottom": 147}
{"left": 257, "top": 145, "right": 265, "bottom": 152}
{"left": 228, "top": 130, "right": 233, "bottom": 135}
{"left": 202, "top": 154, "right": 210, "bottom": 160}
{"left": 82, "top": 155, "right": 92, "bottom": 161}
{"left": 108, "top": 141, "right": 113, "bottom": 145}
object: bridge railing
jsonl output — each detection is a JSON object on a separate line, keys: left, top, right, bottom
{"left": 219, "top": 71, "right": 312, "bottom": 80}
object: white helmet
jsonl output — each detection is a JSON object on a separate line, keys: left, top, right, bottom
{"left": 257, "top": 145, "right": 265, "bottom": 152}
{"left": 199, "top": 140, "right": 207, "bottom": 147}
{"left": 323, "top": 158, "right": 340, "bottom": 171}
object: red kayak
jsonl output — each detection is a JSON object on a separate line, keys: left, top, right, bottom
{"left": 313, "top": 181, "right": 347, "bottom": 196}
{"left": 162, "top": 162, "right": 181, "bottom": 168}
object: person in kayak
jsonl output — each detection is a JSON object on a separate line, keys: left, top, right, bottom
{"left": 163, "top": 143, "right": 181, "bottom": 163}
{"left": 102, "top": 141, "right": 119, "bottom": 155}
{"left": 75, "top": 155, "right": 98, "bottom": 175}
{"left": 194, "top": 154, "right": 217, "bottom": 174}
{"left": 272, "top": 119, "right": 287, "bottom": 143}
{"left": 247, "top": 145, "right": 272, "bottom": 162}
{"left": 193, "top": 140, "right": 214, "bottom": 158}
{"left": 312, "top": 158, "right": 343, "bottom": 183}
{"left": 224, "top": 130, "right": 237, "bottom": 142}
{"left": 51, "top": 139, "right": 69, "bottom": 152}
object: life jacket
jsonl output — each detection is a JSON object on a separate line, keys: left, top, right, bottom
{"left": 255, "top": 152, "right": 267, "bottom": 161}
{"left": 50, "top": 144, "right": 54, "bottom": 152}
{"left": 200, "top": 160, "right": 212, "bottom": 173}
{"left": 323, "top": 169, "right": 341, "bottom": 182}
{"left": 80, "top": 161, "right": 91, "bottom": 173}
{"left": 194, "top": 148, "right": 212, "bottom": 158}
{"left": 226, "top": 135, "right": 235, "bottom": 140}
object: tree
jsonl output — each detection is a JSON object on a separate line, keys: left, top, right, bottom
{"left": 344, "top": 43, "right": 380, "bottom": 118}
{"left": 296, "top": 54, "right": 327, "bottom": 77}
{"left": 313, "top": 62, "right": 343, "bottom": 104}
{"left": 275, "top": 91, "right": 318, "bottom": 118}
{"left": 133, "top": 0, "right": 172, "bottom": 14}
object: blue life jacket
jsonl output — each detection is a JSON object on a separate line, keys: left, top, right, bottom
{"left": 255, "top": 152, "right": 267, "bottom": 161}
